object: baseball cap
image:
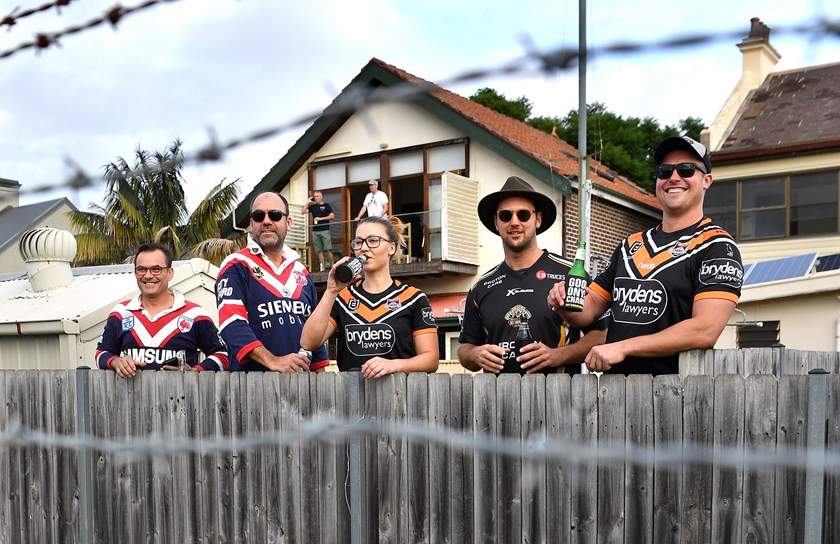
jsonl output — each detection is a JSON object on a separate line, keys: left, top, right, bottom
{"left": 654, "top": 136, "right": 712, "bottom": 173}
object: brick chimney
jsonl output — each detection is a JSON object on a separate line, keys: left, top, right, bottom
{"left": 703, "top": 18, "right": 781, "bottom": 151}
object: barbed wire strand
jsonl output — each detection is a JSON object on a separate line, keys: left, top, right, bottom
{"left": 1, "top": 0, "right": 76, "bottom": 30}
{"left": 0, "top": 415, "right": 837, "bottom": 475}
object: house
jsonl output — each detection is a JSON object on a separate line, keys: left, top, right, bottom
{"left": 0, "top": 227, "right": 221, "bottom": 370}
{"left": 229, "top": 58, "right": 661, "bottom": 359}
{"left": 0, "top": 178, "right": 78, "bottom": 274}
{"left": 702, "top": 18, "right": 840, "bottom": 351}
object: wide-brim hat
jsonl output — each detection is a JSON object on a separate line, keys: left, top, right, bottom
{"left": 654, "top": 136, "right": 712, "bottom": 173}
{"left": 477, "top": 176, "right": 557, "bottom": 235}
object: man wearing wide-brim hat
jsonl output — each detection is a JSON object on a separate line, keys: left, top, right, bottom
{"left": 457, "top": 176, "right": 607, "bottom": 375}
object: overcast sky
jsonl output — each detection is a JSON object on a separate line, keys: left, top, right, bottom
{"left": 3, "top": 0, "right": 839, "bottom": 211}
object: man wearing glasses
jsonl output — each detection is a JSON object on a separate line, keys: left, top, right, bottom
{"left": 457, "top": 176, "right": 607, "bottom": 375}
{"left": 216, "top": 192, "right": 329, "bottom": 372}
{"left": 549, "top": 136, "right": 743, "bottom": 375}
{"left": 95, "top": 243, "right": 229, "bottom": 378}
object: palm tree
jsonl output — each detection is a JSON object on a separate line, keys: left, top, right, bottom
{"left": 68, "top": 139, "right": 246, "bottom": 266}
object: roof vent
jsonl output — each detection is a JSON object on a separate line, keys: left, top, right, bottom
{"left": 18, "top": 227, "right": 77, "bottom": 292}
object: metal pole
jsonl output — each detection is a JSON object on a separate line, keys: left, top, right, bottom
{"left": 75, "top": 367, "right": 92, "bottom": 544}
{"left": 803, "top": 368, "right": 828, "bottom": 544}
{"left": 348, "top": 372, "right": 366, "bottom": 544}
{"left": 578, "top": 0, "right": 591, "bottom": 273}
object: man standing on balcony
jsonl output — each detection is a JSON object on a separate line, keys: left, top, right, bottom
{"left": 216, "top": 191, "right": 330, "bottom": 372}
{"left": 457, "top": 176, "right": 607, "bottom": 375}
{"left": 548, "top": 136, "right": 743, "bottom": 375}
{"left": 355, "top": 179, "right": 389, "bottom": 220}
{"left": 301, "top": 191, "right": 335, "bottom": 271}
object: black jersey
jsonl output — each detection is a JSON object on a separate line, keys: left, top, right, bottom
{"left": 591, "top": 217, "right": 743, "bottom": 375}
{"left": 459, "top": 250, "right": 607, "bottom": 375}
{"left": 329, "top": 279, "right": 437, "bottom": 371}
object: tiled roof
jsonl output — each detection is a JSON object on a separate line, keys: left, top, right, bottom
{"left": 371, "top": 59, "right": 660, "bottom": 210}
{"left": 718, "top": 62, "right": 840, "bottom": 155}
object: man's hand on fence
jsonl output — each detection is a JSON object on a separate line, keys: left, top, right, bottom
{"left": 111, "top": 356, "right": 145, "bottom": 379}
{"left": 265, "top": 352, "right": 311, "bottom": 373}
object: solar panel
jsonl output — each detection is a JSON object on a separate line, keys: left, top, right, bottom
{"left": 743, "top": 252, "right": 818, "bottom": 286}
{"left": 816, "top": 253, "right": 840, "bottom": 273}
{"left": 742, "top": 263, "right": 754, "bottom": 281}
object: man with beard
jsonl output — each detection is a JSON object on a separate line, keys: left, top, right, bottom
{"left": 216, "top": 192, "right": 329, "bottom": 372}
{"left": 457, "top": 176, "right": 606, "bottom": 375}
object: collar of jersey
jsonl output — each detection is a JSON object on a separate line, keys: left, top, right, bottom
{"left": 126, "top": 288, "right": 185, "bottom": 314}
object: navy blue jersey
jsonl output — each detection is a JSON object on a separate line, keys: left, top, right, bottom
{"left": 95, "top": 290, "right": 228, "bottom": 371}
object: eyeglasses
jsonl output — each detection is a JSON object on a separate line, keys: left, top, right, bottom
{"left": 496, "top": 209, "right": 535, "bottom": 223}
{"left": 350, "top": 235, "right": 392, "bottom": 250}
{"left": 655, "top": 162, "right": 708, "bottom": 180}
{"left": 134, "top": 265, "right": 168, "bottom": 276}
{"left": 250, "top": 209, "right": 288, "bottom": 222}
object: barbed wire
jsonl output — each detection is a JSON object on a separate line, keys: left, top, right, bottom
{"left": 5, "top": 16, "right": 840, "bottom": 203}
{"left": 1, "top": 414, "right": 837, "bottom": 474}
{"left": 0, "top": 0, "right": 181, "bottom": 59}
{"left": 1, "top": 0, "right": 75, "bottom": 29}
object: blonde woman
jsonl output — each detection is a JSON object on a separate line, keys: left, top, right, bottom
{"left": 300, "top": 216, "right": 439, "bottom": 377}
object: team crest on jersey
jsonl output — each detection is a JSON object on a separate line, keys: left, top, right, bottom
{"left": 504, "top": 304, "right": 532, "bottom": 326}
{"left": 177, "top": 315, "right": 194, "bottom": 333}
{"left": 628, "top": 241, "right": 643, "bottom": 256}
{"left": 121, "top": 316, "right": 134, "bottom": 331}
{"left": 726, "top": 244, "right": 734, "bottom": 257}
{"left": 348, "top": 298, "right": 360, "bottom": 311}
{"left": 251, "top": 266, "right": 264, "bottom": 279}
{"left": 670, "top": 241, "right": 689, "bottom": 257}
{"left": 293, "top": 271, "right": 307, "bottom": 287}
{"left": 386, "top": 298, "right": 401, "bottom": 311}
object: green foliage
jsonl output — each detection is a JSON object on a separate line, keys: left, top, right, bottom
{"left": 68, "top": 140, "right": 247, "bottom": 266}
{"left": 470, "top": 87, "right": 533, "bottom": 122}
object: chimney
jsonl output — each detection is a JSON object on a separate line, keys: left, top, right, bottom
{"left": 18, "top": 228, "right": 77, "bottom": 292}
{"left": 0, "top": 178, "right": 21, "bottom": 209}
{"left": 737, "top": 17, "right": 781, "bottom": 89}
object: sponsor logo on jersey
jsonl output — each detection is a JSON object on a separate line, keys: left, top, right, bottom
{"left": 699, "top": 258, "right": 743, "bottom": 288}
{"left": 256, "top": 299, "right": 312, "bottom": 318}
{"left": 536, "top": 270, "right": 546, "bottom": 280}
{"left": 122, "top": 348, "right": 183, "bottom": 366}
{"left": 670, "top": 241, "right": 689, "bottom": 257}
{"left": 386, "top": 298, "right": 401, "bottom": 311}
{"left": 483, "top": 275, "right": 505, "bottom": 288}
{"left": 611, "top": 278, "right": 667, "bottom": 325}
{"left": 121, "top": 316, "right": 134, "bottom": 331}
{"left": 177, "top": 315, "right": 194, "bottom": 333}
{"left": 251, "top": 266, "right": 264, "bottom": 279}
{"left": 638, "top": 262, "right": 655, "bottom": 270}
{"left": 628, "top": 242, "right": 643, "bottom": 256}
{"left": 504, "top": 304, "right": 532, "bottom": 326}
{"left": 348, "top": 298, "right": 360, "bottom": 311}
{"left": 421, "top": 307, "right": 436, "bottom": 326}
{"left": 506, "top": 287, "right": 534, "bottom": 297}
{"left": 345, "top": 323, "right": 395, "bottom": 356}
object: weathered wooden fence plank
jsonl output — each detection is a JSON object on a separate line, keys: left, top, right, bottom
{"left": 228, "top": 371, "right": 248, "bottom": 543}
{"left": 652, "top": 375, "right": 682, "bottom": 544}
{"left": 449, "top": 373, "right": 474, "bottom": 544}
{"left": 214, "top": 370, "right": 235, "bottom": 543}
{"left": 497, "top": 374, "right": 522, "bottom": 544}
{"left": 279, "top": 372, "right": 304, "bottom": 543}
{"left": 742, "top": 374, "right": 777, "bottom": 544}
{"left": 473, "top": 373, "right": 498, "bottom": 543}
{"left": 571, "top": 373, "right": 598, "bottom": 544}
{"left": 371, "top": 373, "right": 407, "bottom": 543}
{"left": 597, "top": 374, "right": 625, "bottom": 544}
{"left": 624, "top": 374, "right": 653, "bottom": 544}
{"left": 87, "top": 369, "right": 112, "bottom": 544}
{"left": 824, "top": 376, "right": 840, "bottom": 542}
{"left": 300, "top": 373, "right": 321, "bottom": 544}
{"left": 196, "top": 369, "right": 222, "bottom": 543}
{"left": 711, "top": 374, "right": 745, "bottom": 543}
{"left": 314, "top": 372, "right": 339, "bottom": 544}
{"left": 680, "top": 375, "right": 713, "bottom": 544}
{"left": 713, "top": 349, "right": 743, "bottom": 376}
{"left": 407, "top": 372, "right": 430, "bottom": 544}
{"left": 0, "top": 371, "right": 11, "bottom": 544}
{"left": 742, "top": 347, "right": 780, "bottom": 376}
{"left": 520, "top": 374, "right": 547, "bottom": 544}
{"left": 774, "top": 375, "right": 808, "bottom": 543}
{"left": 262, "top": 372, "right": 284, "bottom": 543}
{"left": 427, "top": 373, "right": 451, "bottom": 544}
{"left": 546, "top": 373, "right": 572, "bottom": 544}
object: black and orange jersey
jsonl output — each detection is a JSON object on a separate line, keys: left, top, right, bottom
{"left": 591, "top": 217, "right": 743, "bottom": 375}
{"left": 459, "top": 250, "right": 607, "bottom": 375}
{"left": 329, "top": 279, "right": 437, "bottom": 371}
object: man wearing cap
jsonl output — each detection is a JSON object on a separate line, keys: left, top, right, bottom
{"left": 457, "top": 176, "right": 607, "bottom": 375}
{"left": 354, "top": 179, "right": 389, "bottom": 220}
{"left": 549, "top": 136, "right": 743, "bottom": 375}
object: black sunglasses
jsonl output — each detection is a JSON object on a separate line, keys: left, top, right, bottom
{"left": 251, "top": 209, "right": 287, "bottom": 222}
{"left": 656, "top": 162, "right": 708, "bottom": 180}
{"left": 496, "top": 209, "right": 535, "bottom": 223}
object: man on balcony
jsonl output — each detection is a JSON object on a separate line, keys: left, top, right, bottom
{"left": 457, "top": 176, "right": 607, "bottom": 375}
{"left": 354, "top": 179, "right": 389, "bottom": 220}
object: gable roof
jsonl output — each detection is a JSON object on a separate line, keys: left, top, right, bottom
{"left": 230, "top": 58, "right": 658, "bottom": 230}
{"left": 715, "top": 62, "right": 840, "bottom": 161}
{"left": 0, "top": 198, "right": 78, "bottom": 254}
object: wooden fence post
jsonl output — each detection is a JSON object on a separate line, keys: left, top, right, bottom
{"left": 74, "top": 367, "right": 92, "bottom": 544}
{"left": 348, "top": 372, "right": 366, "bottom": 544}
{"left": 804, "top": 368, "right": 829, "bottom": 544}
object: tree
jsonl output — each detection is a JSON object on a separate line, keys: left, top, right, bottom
{"left": 68, "top": 139, "right": 246, "bottom": 266}
{"left": 470, "top": 88, "right": 532, "bottom": 122}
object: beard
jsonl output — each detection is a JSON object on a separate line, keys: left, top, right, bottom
{"left": 255, "top": 228, "right": 285, "bottom": 251}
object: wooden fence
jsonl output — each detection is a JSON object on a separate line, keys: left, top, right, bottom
{"left": 0, "top": 349, "right": 838, "bottom": 543}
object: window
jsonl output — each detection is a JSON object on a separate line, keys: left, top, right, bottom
{"left": 707, "top": 169, "right": 840, "bottom": 241}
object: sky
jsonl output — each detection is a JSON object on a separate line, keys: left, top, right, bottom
{"left": 3, "top": 0, "right": 839, "bottom": 212}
